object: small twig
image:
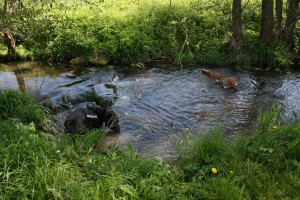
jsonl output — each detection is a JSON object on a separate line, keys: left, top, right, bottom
{"left": 242, "top": 0, "right": 251, "bottom": 11}
{"left": 177, "top": 23, "right": 189, "bottom": 70}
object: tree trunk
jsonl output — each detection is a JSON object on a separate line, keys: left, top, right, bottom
{"left": 4, "top": 28, "right": 17, "bottom": 59}
{"left": 275, "top": 0, "right": 283, "bottom": 35}
{"left": 283, "top": 0, "right": 300, "bottom": 49}
{"left": 2, "top": 0, "right": 18, "bottom": 60}
{"left": 231, "top": 0, "right": 243, "bottom": 50}
{"left": 260, "top": 0, "right": 274, "bottom": 46}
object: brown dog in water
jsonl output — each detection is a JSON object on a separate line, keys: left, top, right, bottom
{"left": 202, "top": 68, "right": 238, "bottom": 89}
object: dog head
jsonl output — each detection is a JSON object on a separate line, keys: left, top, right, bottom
{"left": 104, "top": 110, "right": 120, "bottom": 131}
{"left": 222, "top": 77, "right": 239, "bottom": 89}
{"left": 87, "top": 105, "right": 106, "bottom": 118}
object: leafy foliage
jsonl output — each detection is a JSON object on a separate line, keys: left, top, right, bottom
{"left": 1, "top": 0, "right": 297, "bottom": 67}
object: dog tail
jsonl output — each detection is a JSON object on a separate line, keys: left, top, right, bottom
{"left": 202, "top": 68, "right": 211, "bottom": 76}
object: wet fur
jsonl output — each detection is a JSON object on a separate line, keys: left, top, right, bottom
{"left": 64, "top": 105, "right": 119, "bottom": 134}
{"left": 202, "top": 68, "right": 238, "bottom": 89}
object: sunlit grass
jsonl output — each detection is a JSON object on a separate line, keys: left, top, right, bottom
{"left": 0, "top": 43, "right": 32, "bottom": 60}
{"left": 0, "top": 0, "right": 295, "bottom": 67}
{"left": 16, "top": 45, "right": 33, "bottom": 60}
{"left": 0, "top": 90, "right": 299, "bottom": 198}
{"left": 0, "top": 0, "right": 289, "bottom": 67}
{"left": 0, "top": 89, "right": 48, "bottom": 127}
{"left": 258, "top": 101, "right": 283, "bottom": 131}
{"left": 0, "top": 43, "right": 7, "bottom": 56}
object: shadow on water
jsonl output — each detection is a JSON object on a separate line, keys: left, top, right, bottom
{"left": 1, "top": 61, "right": 299, "bottom": 161}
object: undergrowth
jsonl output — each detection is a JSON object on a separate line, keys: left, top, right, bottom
{"left": 2, "top": 0, "right": 297, "bottom": 68}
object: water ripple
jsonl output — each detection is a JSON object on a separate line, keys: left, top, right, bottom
{"left": 1, "top": 63, "right": 297, "bottom": 160}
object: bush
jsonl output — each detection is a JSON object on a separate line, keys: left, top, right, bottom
{"left": 18, "top": 0, "right": 238, "bottom": 66}
{"left": 2, "top": 0, "right": 298, "bottom": 67}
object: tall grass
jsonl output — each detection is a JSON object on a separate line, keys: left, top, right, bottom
{"left": 0, "top": 90, "right": 48, "bottom": 126}
{"left": 177, "top": 128, "right": 232, "bottom": 180}
{"left": 13, "top": 0, "right": 295, "bottom": 67}
{"left": 0, "top": 90, "right": 299, "bottom": 199}
{"left": 258, "top": 101, "right": 283, "bottom": 131}
{"left": 177, "top": 103, "right": 300, "bottom": 199}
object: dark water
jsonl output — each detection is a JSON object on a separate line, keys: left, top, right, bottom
{"left": 1, "top": 61, "right": 299, "bottom": 161}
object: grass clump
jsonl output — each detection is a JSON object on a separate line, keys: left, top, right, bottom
{"left": 177, "top": 128, "right": 231, "bottom": 180}
{"left": 0, "top": 90, "right": 299, "bottom": 199}
{"left": 177, "top": 104, "right": 300, "bottom": 199}
{"left": 0, "top": 90, "right": 48, "bottom": 127}
{"left": 0, "top": 120, "right": 62, "bottom": 199}
{"left": 231, "top": 123, "right": 300, "bottom": 198}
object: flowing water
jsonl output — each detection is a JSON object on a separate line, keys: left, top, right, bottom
{"left": 1, "top": 61, "right": 299, "bottom": 161}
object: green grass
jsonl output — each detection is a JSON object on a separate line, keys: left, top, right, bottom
{"left": 0, "top": 43, "right": 7, "bottom": 56}
{"left": 0, "top": 42, "right": 32, "bottom": 60}
{"left": 0, "top": 89, "right": 48, "bottom": 127}
{"left": 0, "top": 89, "right": 299, "bottom": 199}
{"left": 2, "top": 0, "right": 296, "bottom": 68}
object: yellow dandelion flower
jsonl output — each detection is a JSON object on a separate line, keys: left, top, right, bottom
{"left": 211, "top": 167, "right": 218, "bottom": 174}
{"left": 272, "top": 125, "right": 278, "bottom": 129}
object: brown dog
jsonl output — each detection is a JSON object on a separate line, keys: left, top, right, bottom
{"left": 202, "top": 68, "right": 238, "bottom": 89}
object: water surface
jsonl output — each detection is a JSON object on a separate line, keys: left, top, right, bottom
{"left": 0, "top": 61, "right": 298, "bottom": 161}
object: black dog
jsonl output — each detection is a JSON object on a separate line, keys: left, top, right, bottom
{"left": 64, "top": 105, "right": 119, "bottom": 134}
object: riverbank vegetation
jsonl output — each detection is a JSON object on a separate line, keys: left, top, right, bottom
{"left": 0, "top": 0, "right": 299, "bottom": 68}
{"left": 1, "top": 89, "right": 299, "bottom": 199}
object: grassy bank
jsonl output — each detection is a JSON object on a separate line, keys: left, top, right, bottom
{"left": 0, "top": 89, "right": 299, "bottom": 199}
{"left": 2, "top": 0, "right": 298, "bottom": 68}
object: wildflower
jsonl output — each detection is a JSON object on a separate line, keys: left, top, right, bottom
{"left": 230, "top": 171, "right": 234, "bottom": 174}
{"left": 272, "top": 125, "right": 278, "bottom": 129}
{"left": 211, "top": 167, "right": 218, "bottom": 174}
{"left": 56, "top": 150, "right": 60, "bottom": 154}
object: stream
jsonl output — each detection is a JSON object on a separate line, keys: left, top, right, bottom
{"left": 1, "top": 61, "right": 299, "bottom": 161}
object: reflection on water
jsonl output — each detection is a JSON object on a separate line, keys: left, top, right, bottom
{"left": 1, "top": 61, "right": 299, "bottom": 161}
